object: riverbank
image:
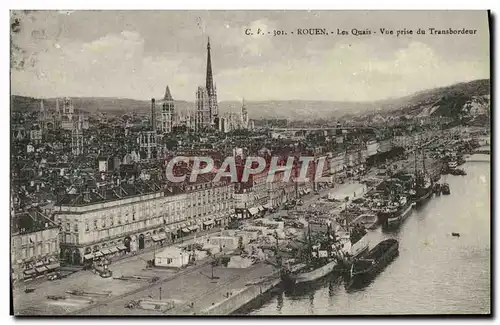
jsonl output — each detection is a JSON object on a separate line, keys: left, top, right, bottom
{"left": 250, "top": 156, "right": 490, "bottom": 315}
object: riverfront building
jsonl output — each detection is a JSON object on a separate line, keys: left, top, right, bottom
{"left": 54, "top": 174, "right": 234, "bottom": 265}
{"left": 11, "top": 205, "right": 61, "bottom": 283}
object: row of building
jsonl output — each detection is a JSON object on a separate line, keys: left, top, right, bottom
{"left": 10, "top": 126, "right": 414, "bottom": 283}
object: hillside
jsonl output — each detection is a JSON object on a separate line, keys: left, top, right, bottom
{"left": 388, "top": 79, "right": 490, "bottom": 117}
{"left": 11, "top": 79, "right": 490, "bottom": 121}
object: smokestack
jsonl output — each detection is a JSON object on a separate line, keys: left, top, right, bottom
{"left": 151, "top": 98, "right": 156, "bottom": 131}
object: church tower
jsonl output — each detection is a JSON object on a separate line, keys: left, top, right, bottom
{"left": 241, "top": 98, "right": 249, "bottom": 129}
{"left": 196, "top": 37, "right": 219, "bottom": 131}
{"left": 206, "top": 38, "right": 219, "bottom": 120}
{"left": 161, "top": 86, "right": 174, "bottom": 134}
{"left": 71, "top": 114, "right": 84, "bottom": 156}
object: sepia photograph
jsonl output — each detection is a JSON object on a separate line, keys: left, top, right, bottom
{"left": 9, "top": 10, "right": 491, "bottom": 316}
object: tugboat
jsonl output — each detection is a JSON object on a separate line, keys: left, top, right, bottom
{"left": 441, "top": 183, "right": 450, "bottom": 195}
{"left": 381, "top": 195, "right": 413, "bottom": 229}
{"left": 338, "top": 223, "right": 370, "bottom": 260}
{"left": 347, "top": 239, "right": 399, "bottom": 289}
{"left": 433, "top": 183, "right": 441, "bottom": 195}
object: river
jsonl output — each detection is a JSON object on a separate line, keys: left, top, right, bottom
{"left": 248, "top": 155, "right": 491, "bottom": 315}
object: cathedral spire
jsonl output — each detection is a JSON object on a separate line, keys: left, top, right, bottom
{"left": 163, "top": 86, "right": 173, "bottom": 101}
{"left": 206, "top": 37, "right": 214, "bottom": 96}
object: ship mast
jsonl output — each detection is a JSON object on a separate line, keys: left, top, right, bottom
{"left": 274, "top": 231, "right": 282, "bottom": 268}
{"left": 422, "top": 147, "right": 426, "bottom": 174}
{"left": 414, "top": 141, "right": 418, "bottom": 176}
{"left": 326, "top": 221, "right": 333, "bottom": 258}
{"left": 307, "top": 223, "right": 313, "bottom": 263}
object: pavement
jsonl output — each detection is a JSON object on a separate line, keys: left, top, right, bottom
{"left": 76, "top": 260, "right": 276, "bottom": 315}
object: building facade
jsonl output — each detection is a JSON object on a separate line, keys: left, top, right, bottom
{"left": 138, "top": 131, "right": 157, "bottom": 160}
{"left": 61, "top": 97, "right": 75, "bottom": 130}
{"left": 11, "top": 209, "right": 60, "bottom": 283}
{"left": 54, "top": 178, "right": 234, "bottom": 265}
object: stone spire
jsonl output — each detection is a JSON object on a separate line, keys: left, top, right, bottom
{"left": 163, "top": 86, "right": 173, "bottom": 101}
{"left": 206, "top": 37, "right": 214, "bottom": 96}
{"left": 151, "top": 98, "right": 156, "bottom": 131}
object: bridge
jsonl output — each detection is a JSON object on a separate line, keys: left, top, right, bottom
{"left": 269, "top": 126, "right": 381, "bottom": 132}
{"left": 473, "top": 150, "right": 491, "bottom": 155}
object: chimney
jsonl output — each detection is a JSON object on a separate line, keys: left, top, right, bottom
{"left": 151, "top": 98, "right": 156, "bottom": 131}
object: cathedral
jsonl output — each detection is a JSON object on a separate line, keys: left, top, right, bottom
{"left": 195, "top": 38, "right": 219, "bottom": 131}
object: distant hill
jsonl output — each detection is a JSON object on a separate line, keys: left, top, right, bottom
{"left": 383, "top": 79, "right": 490, "bottom": 117}
{"left": 11, "top": 79, "right": 490, "bottom": 121}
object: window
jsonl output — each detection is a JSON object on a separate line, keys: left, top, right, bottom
{"left": 65, "top": 223, "right": 70, "bottom": 232}
{"left": 73, "top": 223, "right": 78, "bottom": 232}
{"left": 85, "top": 221, "right": 89, "bottom": 232}
{"left": 94, "top": 220, "right": 98, "bottom": 230}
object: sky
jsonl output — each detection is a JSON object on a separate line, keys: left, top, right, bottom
{"left": 10, "top": 10, "right": 490, "bottom": 102}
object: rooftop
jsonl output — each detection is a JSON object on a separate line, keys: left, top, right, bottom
{"left": 11, "top": 207, "right": 59, "bottom": 235}
{"left": 56, "top": 180, "right": 163, "bottom": 207}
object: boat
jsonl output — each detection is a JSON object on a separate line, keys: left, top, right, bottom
{"left": 441, "top": 183, "right": 450, "bottom": 195}
{"left": 338, "top": 223, "right": 370, "bottom": 259}
{"left": 450, "top": 168, "right": 467, "bottom": 176}
{"left": 381, "top": 196, "right": 413, "bottom": 229}
{"left": 410, "top": 148, "right": 434, "bottom": 206}
{"left": 347, "top": 239, "right": 399, "bottom": 288}
{"left": 285, "top": 259, "right": 339, "bottom": 285}
{"left": 351, "top": 213, "right": 378, "bottom": 230}
{"left": 411, "top": 173, "right": 433, "bottom": 205}
{"left": 433, "top": 183, "right": 441, "bottom": 195}
{"left": 280, "top": 223, "right": 347, "bottom": 287}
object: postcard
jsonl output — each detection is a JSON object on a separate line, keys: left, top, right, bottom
{"left": 10, "top": 10, "right": 491, "bottom": 316}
